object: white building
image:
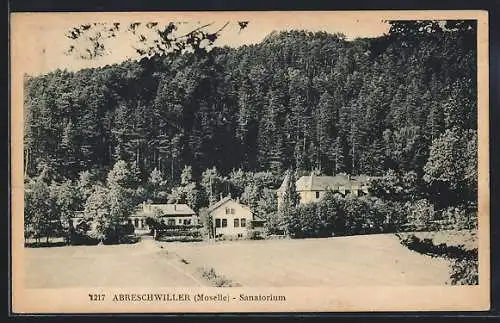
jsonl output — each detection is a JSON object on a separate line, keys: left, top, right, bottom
{"left": 277, "top": 172, "right": 374, "bottom": 210}
{"left": 207, "top": 196, "right": 265, "bottom": 238}
{"left": 130, "top": 202, "right": 199, "bottom": 232}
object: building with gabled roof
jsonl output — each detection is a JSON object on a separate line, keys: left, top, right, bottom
{"left": 208, "top": 196, "right": 265, "bottom": 238}
{"left": 130, "top": 202, "right": 199, "bottom": 231}
{"left": 277, "top": 173, "right": 375, "bottom": 209}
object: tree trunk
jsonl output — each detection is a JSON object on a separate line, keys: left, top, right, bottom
{"left": 24, "top": 147, "right": 29, "bottom": 178}
{"left": 171, "top": 157, "right": 175, "bottom": 182}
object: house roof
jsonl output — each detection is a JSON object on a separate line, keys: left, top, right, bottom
{"left": 136, "top": 203, "right": 196, "bottom": 217}
{"left": 295, "top": 174, "right": 372, "bottom": 191}
{"left": 252, "top": 214, "right": 266, "bottom": 222}
{"left": 207, "top": 196, "right": 232, "bottom": 212}
{"left": 207, "top": 196, "right": 252, "bottom": 213}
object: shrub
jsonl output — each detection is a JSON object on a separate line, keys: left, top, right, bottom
{"left": 405, "top": 199, "right": 435, "bottom": 231}
{"left": 283, "top": 194, "right": 394, "bottom": 238}
{"left": 450, "top": 257, "right": 479, "bottom": 285}
{"left": 122, "top": 223, "right": 135, "bottom": 235}
{"left": 71, "top": 231, "right": 100, "bottom": 245}
{"left": 247, "top": 229, "right": 263, "bottom": 240}
{"left": 197, "top": 267, "right": 239, "bottom": 287}
{"left": 441, "top": 206, "right": 477, "bottom": 231}
{"left": 398, "top": 233, "right": 478, "bottom": 285}
{"left": 155, "top": 225, "right": 204, "bottom": 242}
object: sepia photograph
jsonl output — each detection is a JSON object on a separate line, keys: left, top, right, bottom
{"left": 10, "top": 10, "right": 490, "bottom": 313}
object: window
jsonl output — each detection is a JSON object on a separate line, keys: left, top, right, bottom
{"left": 241, "top": 218, "right": 246, "bottom": 227}
{"left": 234, "top": 219, "right": 240, "bottom": 227}
{"left": 168, "top": 219, "right": 175, "bottom": 226}
{"left": 231, "top": 208, "right": 235, "bottom": 215}
{"left": 184, "top": 219, "right": 191, "bottom": 225}
{"left": 134, "top": 219, "right": 139, "bottom": 227}
{"left": 225, "top": 207, "right": 231, "bottom": 214}
{"left": 222, "top": 219, "right": 228, "bottom": 227}
{"left": 215, "top": 218, "right": 221, "bottom": 228}
{"left": 316, "top": 191, "right": 320, "bottom": 199}
{"left": 178, "top": 219, "right": 183, "bottom": 224}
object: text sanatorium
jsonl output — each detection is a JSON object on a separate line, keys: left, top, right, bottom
{"left": 111, "top": 293, "right": 286, "bottom": 302}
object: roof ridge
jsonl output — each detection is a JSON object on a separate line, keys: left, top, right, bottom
{"left": 207, "top": 196, "right": 232, "bottom": 212}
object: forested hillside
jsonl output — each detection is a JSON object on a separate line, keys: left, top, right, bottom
{"left": 24, "top": 20, "right": 477, "bottom": 185}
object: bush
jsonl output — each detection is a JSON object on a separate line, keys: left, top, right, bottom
{"left": 247, "top": 229, "right": 263, "bottom": 240}
{"left": 155, "top": 226, "right": 204, "bottom": 242}
{"left": 157, "top": 235, "right": 203, "bottom": 242}
{"left": 122, "top": 223, "right": 135, "bottom": 235}
{"left": 441, "top": 206, "right": 477, "bottom": 230}
{"left": 398, "top": 233, "right": 478, "bottom": 285}
{"left": 284, "top": 194, "right": 393, "bottom": 238}
{"left": 282, "top": 189, "right": 476, "bottom": 238}
{"left": 197, "top": 267, "right": 239, "bottom": 287}
{"left": 450, "top": 257, "right": 479, "bottom": 285}
{"left": 405, "top": 199, "right": 435, "bottom": 231}
{"left": 71, "top": 231, "right": 100, "bottom": 245}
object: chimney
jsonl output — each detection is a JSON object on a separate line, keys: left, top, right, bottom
{"left": 348, "top": 174, "right": 351, "bottom": 181}
{"left": 220, "top": 193, "right": 223, "bottom": 201}
{"left": 236, "top": 196, "right": 240, "bottom": 203}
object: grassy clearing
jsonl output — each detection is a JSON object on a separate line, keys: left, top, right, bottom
{"left": 162, "top": 234, "right": 450, "bottom": 286}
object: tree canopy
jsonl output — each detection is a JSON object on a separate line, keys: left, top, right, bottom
{"left": 25, "top": 22, "right": 476, "bottom": 187}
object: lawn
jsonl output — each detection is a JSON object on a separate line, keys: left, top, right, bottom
{"left": 24, "top": 233, "right": 458, "bottom": 288}
{"left": 161, "top": 233, "right": 451, "bottom": 287}
{"left": 24, "top": 237, "right": 204, "bottom": 288}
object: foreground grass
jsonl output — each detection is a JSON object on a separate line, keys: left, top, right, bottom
{"left": 160, "top": 234, "right": 450, "bottom": 286}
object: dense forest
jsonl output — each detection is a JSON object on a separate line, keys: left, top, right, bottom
{"left": 23, "top": 20, "right": 479, "bottom": 244}
{"left": 24, "top": 20, "right": 477, "bottom": 184}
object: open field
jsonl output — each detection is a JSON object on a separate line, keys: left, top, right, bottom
{"left": 24, "top": 234, "right": 453, "bottom": 288}
{"left": 162, "top": 234, "right": 451, "bottom": 287}
{"left": 24, "top": 237, "right": 204, "bottom": 288}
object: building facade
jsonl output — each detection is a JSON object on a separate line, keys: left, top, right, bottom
{"left": 277, "top": 173, "right": 374, "bottom": 209}
{"left": 208, "top": 196, "right": 265, "bottom": 238}
{"left": 130, "top": 202, "right": 199, "bottom": 232}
